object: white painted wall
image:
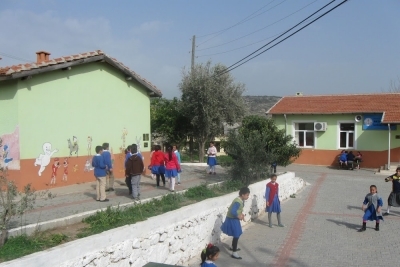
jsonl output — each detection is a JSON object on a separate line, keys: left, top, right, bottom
{"left": 1, "top": 172, "right": 304, "bottom": 267}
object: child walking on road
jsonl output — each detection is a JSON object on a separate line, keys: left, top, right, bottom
{"left": 200, "top": 243, "right": 220, "bottom": 267}
{"left": 164, "top": 145, "right": 181, "bottom": 192}
{"left": 265, "top": 174, "right": 284, "bottom": 228}
{"left": 220, "top": 187, "right": 250, "bottom": 260}
{"left": 359, "top": 185, "right": 383, "bottom": 232}
{"left": 384, "top": 167, "right": 400, "bottom": 216}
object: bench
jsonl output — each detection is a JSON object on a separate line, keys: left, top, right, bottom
{"left": 339, "top": 160, "right": 354, "bottom": 170}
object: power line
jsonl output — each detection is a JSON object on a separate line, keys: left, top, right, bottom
{"left": 0, "top": 52, "right": 31, "bottom": 63}
{"left": 197, "top": 0, "right": 287, "bottom": 46}
{"left": 218, "top": 0, "right": 347, "bottom": 76}
{"left": 197, "top": 33, "right": 281, "bottom": 58}
{"left": 196, "top": 0, "right": 277, "bottom": 39}
{"left": 197, "top": 0, "right": 319, "bottom": 53}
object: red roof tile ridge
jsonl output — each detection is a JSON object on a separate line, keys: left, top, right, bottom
{"left": 282, "top": 92, "right": 400, "bottom": 98}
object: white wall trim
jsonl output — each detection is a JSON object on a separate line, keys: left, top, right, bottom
{"left": 336, "top": 120, "right": 357, "bottom": 150}
{"left": 291, "top": 120, "right": 317, "bottom": 149}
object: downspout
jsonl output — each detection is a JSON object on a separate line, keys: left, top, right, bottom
{"left": 388, "top": 123, "right": 391, "bottom": 170}
{"left": 284, "top": 114, "right": 287, "bottom": 137}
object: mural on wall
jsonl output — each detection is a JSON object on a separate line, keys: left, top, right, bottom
{"left": 73, "top": 164, "right": 78, "bottom": 172}
{"left": 87, "top": 136, "right": 92, "bottom": 156}
{"left": 120, "top": 128, "right": 128, "bottom": 153}
{"left": 49, "top": 158, "right": 60, "bottom": 185}
{"left": 136, "top": 136, "right": 142, "bottom": 153}
{"left": 62, "top": 158, "right": 68, "bottom": 181}
{"left": 2, "top": 144, "right": 13, "bottom": 172}
{"left": 0, "top": 126, "right": 20, "bottom": 171}
{"left": 68, "top": 136, "right": 79, "bottom": 157}
{"left": 84, "top": 159, "right": 94, "bottom": 172}
{"left": 34, "top": 142, "right": 58, "bottom": 176}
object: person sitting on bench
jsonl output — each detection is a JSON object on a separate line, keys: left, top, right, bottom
{"left": 347, "top": 151, "right": 355, "bottom": 170}
{"left": 355, "top": 151, "right": 363, "bottom": 169}
{"left": 339, "top": 150, "right": 348, "bottom": 168}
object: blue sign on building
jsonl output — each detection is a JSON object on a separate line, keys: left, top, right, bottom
{"left": 363, "top": 114, "right": 397, "bottom": 130}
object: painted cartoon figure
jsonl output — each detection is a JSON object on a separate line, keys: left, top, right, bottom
{"left": 122, "top": 128, "right": 128, "bottom": 149}
{"left": 34, "top": 142, "right": 58, "bottom": 176}
{"left": 62, "top": 158, "right": 68, "bottom": 181}
{"left": 87, "top": 136, "right": 92, "bottom": 156}
{"left": 2, "top": 144, "right": 13, "bottom": 169}
{"left": 136, "top": 136, "right": 142, "bottom": 153}
{"left": 68, "top": 136, "right": 79, "bottom": 157}
{"left": 49, "top": 158, "right": 60, "bottom": 185}
{"left": 73, "top": 164, "right": 78, "bottom": 172}
{"left": 84, "top": 159, "right": 91, "bottom": 172}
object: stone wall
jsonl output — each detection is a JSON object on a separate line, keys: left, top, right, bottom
{"left": 1, "top": 172, "right": 304, "bottom": 267}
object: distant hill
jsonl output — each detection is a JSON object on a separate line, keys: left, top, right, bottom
{"left": 243, "top": 95, "right": 281, "bottom": 117}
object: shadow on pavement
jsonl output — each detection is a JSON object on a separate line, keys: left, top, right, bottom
{"left": 326, "top": 218, "right": 360, "bottom": 230}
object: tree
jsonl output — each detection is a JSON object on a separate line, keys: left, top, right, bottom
{"left": 0, "top": 168, "right": 49, "bottom": 247}
{"left": 179, "top": 61, "right": 246, "bottom": 162}
{"left": 388, "top": 77, "right": 400, "bottom": 92}
{"left": 150, "top": 97, "right": 191, "bottom": 146}
{"left": 223, "top": 116, "right": 301, "bottom": 185}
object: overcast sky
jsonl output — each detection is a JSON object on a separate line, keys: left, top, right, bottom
{"left": 1, "top": 0, "right": 399, "bottom": 99}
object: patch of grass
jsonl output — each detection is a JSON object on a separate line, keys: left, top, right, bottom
{"left": 0, "top": 180, "right": 244, "bottom": 262}
{"left": 0, "top": 233, "right": 68, "bottom": 262}
{"left": 184, "top": 184, "right": 217, "bottom": 201}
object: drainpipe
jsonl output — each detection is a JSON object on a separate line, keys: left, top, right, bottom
{"left": 284, "top": 114, "right": 287, "bottom": 137}
{"left": 388, "top": 123, "right": 391, "bottom": 170}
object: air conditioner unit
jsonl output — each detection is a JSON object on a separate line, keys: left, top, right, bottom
{"left": 355, "top": 115, "right": 362, "bottom": 122}
{"left": 314, "top": 122, "right": 327, "bottom": 131}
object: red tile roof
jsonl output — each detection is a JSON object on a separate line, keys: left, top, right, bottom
{"left": 0, "top": 50, "right": 162, "bottom": 97}
{"left": 267, "top": 93, "right": 400, "bottom": 123}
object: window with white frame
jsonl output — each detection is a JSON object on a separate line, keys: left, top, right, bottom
{"left": 294, "top": 123, "right": 315, "bottom": 147}
{"left": 339, "top": 123, "right": 354, "bottom": 149}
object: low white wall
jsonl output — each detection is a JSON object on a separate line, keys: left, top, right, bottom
{"left": 1, "top": 172, "right": 304, "bottom": 267}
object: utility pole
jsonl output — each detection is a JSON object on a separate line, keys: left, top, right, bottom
{"left": 189, "top": 35, "right": 196, "bottom": 161}
{"left": 191, "top": 35, "right": 195, "bottom": 72}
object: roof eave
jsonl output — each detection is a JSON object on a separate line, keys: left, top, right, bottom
{"left": 0, "top": 55, "right": 105, "bottom": 82}
{"left": 102, "top": 56, "right": 162, "bottom": 97}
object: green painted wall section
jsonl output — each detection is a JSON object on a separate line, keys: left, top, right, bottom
{"left": 0, "top": 80, "right": 18, "bottom": 135}
{"left": 16, "top": 62, "right": 152, "bottom": 159}
{"left": 272, "top": 114, "right": 400, "bottom": 151}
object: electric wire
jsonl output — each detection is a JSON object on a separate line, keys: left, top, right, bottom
{"left": 218, "top": 0, "right": 347, "bottom": 76}
{"left": 196, "top": 0, "right": 319, "bottom": 53}
{"left": 196, "top": 0, "right": 277, "bottom": 39}
{"left": 197, "top": 0, "right": 288, "bottom": 46}
{"left": 0, "top": 52, "right": 31, "bottom": 63}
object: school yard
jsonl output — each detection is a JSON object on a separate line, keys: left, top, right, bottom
{"left": 186, "top": 164, "right": 399, "bottom": 267}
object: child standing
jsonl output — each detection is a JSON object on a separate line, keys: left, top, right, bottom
{"left": 125, "top": 144, "right": 144, "bottom": 200}
{"left": 173, "top": 145, "right": 182, "bottom": 184}
{"left": 150, "top": 145, "right": 166, "bottom": 188}
{"left": 359, "top": 185, "right": 383, "bottom": 232}
{"left": 124, "top": 145, "right": 133, "bottom": 195}
{"left": 207, "top": 142, "right": 217, "bottom": 175}
{"left": 200, "top": 244, "right": 220, "bottom": 267}
{"left": 164, "top": 145, "right": 181, "bottom": 192}
{"left": 102, "top": 142, "right": 114, "bottom": 192}
{"left": 91, "top": 145, "right": 108, "bottom": 202}
{"left": 265, "top": 174, "right": 284, "bottom": 228}
{"left": 220, "top": 187, "right": 250, "bottom": 260}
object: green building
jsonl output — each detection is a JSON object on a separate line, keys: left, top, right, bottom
{"left": 267, "top": 93, "right": 400, "bottom": 169}
{"left": 0, "top": 50, "right": 161, "bottom": 190}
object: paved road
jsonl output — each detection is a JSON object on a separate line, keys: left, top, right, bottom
{"left": 186, "top": 164, "right": 398, "bottom": 267}
{"left": 10, "top": 164, "right": 226, "bottom": 229}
